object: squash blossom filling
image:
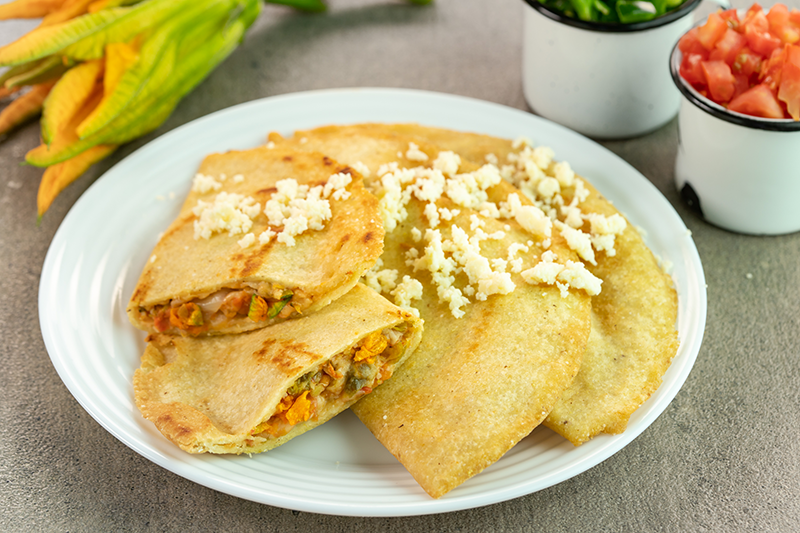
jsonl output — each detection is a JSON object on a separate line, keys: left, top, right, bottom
{"left": 140, "top": 283, "right": 309, "bottom": 334}
{"left": 250, "top": 326, "right": 410, "bottom": 439}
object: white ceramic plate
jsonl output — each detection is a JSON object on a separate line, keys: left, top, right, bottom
{"left": 39, "top": 88, "right": 706, "bottom": 517}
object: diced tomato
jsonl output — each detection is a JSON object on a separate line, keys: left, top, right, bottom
{"left": 698, "top": 12, "right": 730, "bottom": 50}
{"left": 745, "top": 21, "right": 783, "bottom": 56}
{"left": 702, "top": 60, "right": 736, "bottom": 102}
{"left": 709, "top": 28, "right": 748, "bottom": 65}
{"left": 741, "top": 4, "right": 769, "bottom": 33}
{"left": 719, "top": 8, "right": 740, "bottom": 29}
{"left": 680, "top": 4, "right": 798, "bottom": 119}
{"left": 681, "top": 53, "right": 708, "bottom": 86}
{"left": 777, "top": 45, "right": 800, "bottom": 119}
{"left": 732, "top": 47, "right": 763, "bottom": 77}
{"left": 767, "top": 3, "right": 800, "bottom": 44}
{"left": 679, "top": 28, "right": 710, "bottom": 57}
{"left": 732, "top": 73, "right": 751, "bottom": 99}
{"left": 759, "top": 46, "right": 786, "bottom": 90}
{"left": 727, "top": 83, "right": 786, "bottom": 118}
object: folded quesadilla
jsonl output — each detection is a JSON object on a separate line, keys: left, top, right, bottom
{"left": 366, "top": 123, "right": 680, "bottom": 446}
{"left": 134, "top": 283, "right": 423, "bottom": 454}
{"left": 269, "top": 127, "right": 594, "bottom": 498}
{"left": 127, "top": 145, "right": 384, "bottom": 336}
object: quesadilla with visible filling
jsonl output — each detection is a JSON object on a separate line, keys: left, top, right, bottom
{"left": 361, "top": 123, "right": 680, "bottom": 446}
{"left": 269, "top": 127, "right": 594, "bottom": 498}
{"left": 134, "top": 284, "right": 422, "bottom": 454}
{"left": 127, "top": 145, "right": 383, "bottom": 336}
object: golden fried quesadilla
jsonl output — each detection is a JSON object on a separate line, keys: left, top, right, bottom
{"left": 134, "top": 284, "right": 422, "bottom": 454}
{"left": 372, "top": 123, "right": 680, "bottom": 446}
{"left": 270, "top": 127, "right": 595, "bottom": 498}
{"left": 126, "top": 146, "right": 384, "bottom": 336}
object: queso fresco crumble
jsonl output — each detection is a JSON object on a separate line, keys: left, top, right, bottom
{"left": 190, "top": 171, "right": 352, "bottom": 247}
{"left": 362, "top": 138, "right": 626, "bottom": 318}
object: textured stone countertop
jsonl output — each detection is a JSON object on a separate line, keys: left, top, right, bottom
{"left": 1, "top": 0, "right": 798, "bottom": 531}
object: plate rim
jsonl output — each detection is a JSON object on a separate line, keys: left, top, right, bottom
{"left": 39, "top": 87, "right": 707, "bottom": 517}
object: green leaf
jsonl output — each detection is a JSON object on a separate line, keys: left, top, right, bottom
{"left": 615, "top": 0, "right": 657, "bottom": 23}
{"left": 568, "top": 0, "right": 595, "bottom": 21}
{"left": 265, "top": 0, "right": 326, "bottom": 12}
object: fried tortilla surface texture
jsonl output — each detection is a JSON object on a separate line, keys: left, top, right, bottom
{"left": 385, "top": 123, "right": 680, "bottom": 446}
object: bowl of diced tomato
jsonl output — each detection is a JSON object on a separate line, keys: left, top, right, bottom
{"left": 670, "top": 3, "right": 800, "bottom": 235}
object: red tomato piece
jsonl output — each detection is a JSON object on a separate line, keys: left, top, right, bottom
{"left": 681, "top": 53, "right": 708, "bottom": 87}
{"left": 777, "top": 45, "right": 800, "bottom": 119}
{"left": 732, "top": 47, "right": 762, "bottom": 78}
{"left": 745, "top": 22, "right": 783, "bottom": 56}
{"left": 732, "top": 73, "right": 751, "bottom": 99}
{"left": 759, "top": 46, "right": 786, "bottom": 90}
{"left": 709, "top": 28, "right": 748, "bottom": 65}
{"left": 727, "top": 83, "right": 786, "bottom": 118}
{"left": 679, "top": 28, "right": 710, "bottom": 57}
{"left": 790, "top": 9, "right": 800, "bottom": 27}
{"left": 742, "top": 4, "right": 769, "bottom": 33}
{"left": 698, "top": 12, "right": 730, "bottom": 51}
{"left": 719, "top": 8, "right": 740, "bottom": 29}
{"left": 702, "top": 60, "right": 736, "bottom": 102}
{"left": 767, "top": 3, "right": 800, "bottom": 44}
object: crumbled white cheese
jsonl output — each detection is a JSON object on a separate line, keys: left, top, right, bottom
{"left": 352, "top": 161, "right": 371, "bottom": 179}
{"left": 557, "top": 260, "right": 602, "bottom": 296}
{"left": 555, "top": 221, "right": 595, "bottom": 265}
{"left": 192, "top": 173, "right": 222, "bottom": 194}
{"left": 424, "top": 202, "right": 440, "bottom": 228}
{"left": 363, "top": 259, "right": 399, "bottom": 294}
{"left": 537, "top": 177, "right": 561, "bottom": 200}
{"left": 237, "top": 233, "right": 255, "bottom": 248}
{"left": 512, "top": 136, "right": 532, "bottom": 149}
{"left": 323, "top": 172, "right": 353, "bottom": 201}
{"left": 521, "top": 250, "right": 601, "bottom": 297}
{"left": 433, "top": 151, "right": 461, "bottom": 177}
{"left": 553, "top": 161, "right": 575, "bottom": 187}
{"left": 259, "top": 229, "right": 276, "bottom": 245}
{"left": 405, "top": 142, "right": 429, "bottom": 162}
{"left": 439, "top": 207, "right": 460, "bottom": 222}
{"left": 500, "top": 193, "right": 552, "bottom": 238}
{"left": 390, "top": 275, "right": 424, "bottom": 315}
{"left": 193, "top": 192, "right": 261, "bottom": 240}
{"left": 531, "top": 146, "right": 555, "bottom": 170}
{"left": 263, "top": 178, "right": 333, "bottom": 247}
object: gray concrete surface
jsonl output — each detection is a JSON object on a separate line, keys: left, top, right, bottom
{"left": 1, "top": 0, "right": 799, "bottom": 531}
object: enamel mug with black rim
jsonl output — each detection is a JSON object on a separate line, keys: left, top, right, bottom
{"left": 670, "top": 41, "right": 800, "bottom": 235}
{"left": 522, "top": 0, "right": 702, "bottom": 139}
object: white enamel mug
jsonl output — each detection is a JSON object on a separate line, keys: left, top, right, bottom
{"left": 670, "top": 44, "right": 800, "bottom": 235}
{"left": 522, "top": 0, "right": 702, "bottom": 139}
